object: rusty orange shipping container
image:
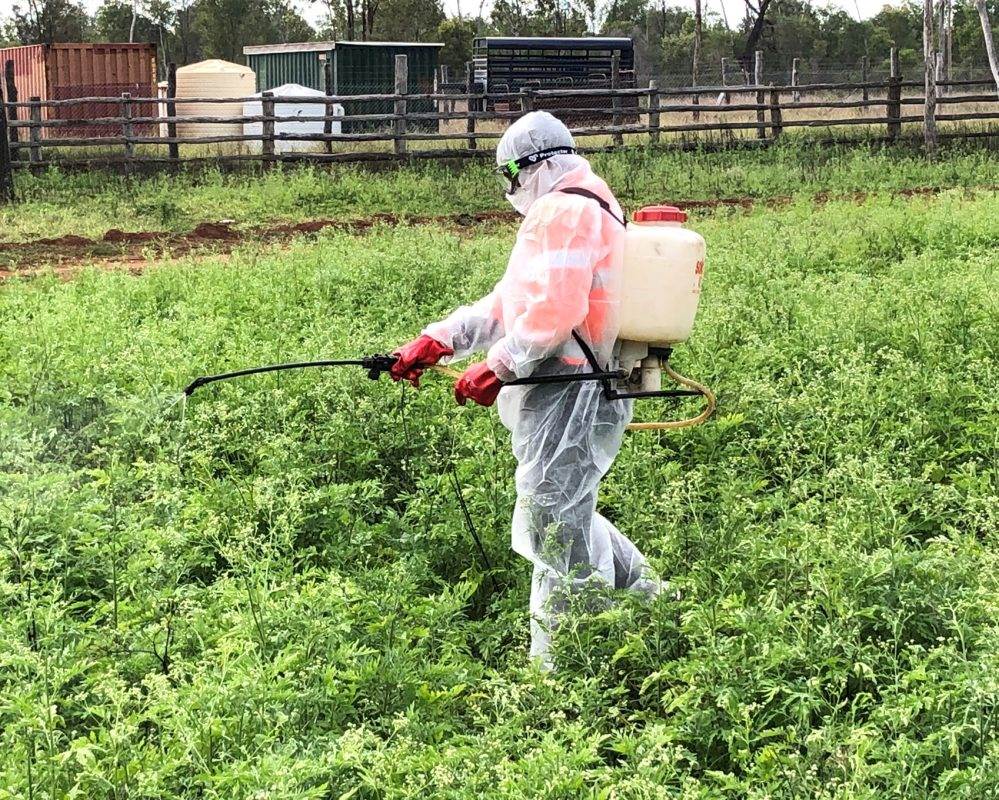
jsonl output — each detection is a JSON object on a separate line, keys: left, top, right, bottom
{"left": 0, "top": 42, "right": 157, "bottom": 138}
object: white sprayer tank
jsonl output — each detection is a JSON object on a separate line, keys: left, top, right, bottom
{"left": 619, "top": 205, "right": 705, "bottom": 347}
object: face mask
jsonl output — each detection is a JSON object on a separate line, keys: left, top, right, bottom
{"left": 507, "top": 186, "right": 534, "bottom": 216}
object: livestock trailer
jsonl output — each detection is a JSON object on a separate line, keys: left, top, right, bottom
{"left": 0, "top": 42, "right": 157, "bottom": 138}
{"left": 243, "top": 41, "right": 441, "bottom": 133}
{"left": 472, "top": 37, "right": 637, "bottom": 124}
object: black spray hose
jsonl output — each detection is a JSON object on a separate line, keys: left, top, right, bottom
{"left": 183, "top": 355, "right": 398, "bottom": 396}
{"left": 182, "top": 354, "right": 628, "bottom": 397}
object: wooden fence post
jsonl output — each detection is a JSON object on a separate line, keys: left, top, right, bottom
{"left": 28, "top": 96, "right": 41, "bottom": 170}
{"left": 121, "top": 92, "right": 134, "bottom": 173}
{"left": 261, "top": 91, "right": 275, "bottom": 164}
{"left": 611, "top": 52, "right": 623, "bottom": 146}
{"left": 720, "top": 57, "right": 730, "bottom": 104}
{"left": 769, "top": 85, "right": 782, "bottom": 139}
{"left": 0, "top": 83, "right": 13, "bottom": 203}
{"left": 861, "top": 56, "right": 869, "bottom": 102}
{"left": 754, "top": 51, "right": 766, "bottom": 140}
{"left": 465, "top": 61, "right": 476, "bottom": 152}
{"left": 166, "top": 62, "right": 178, "bottom": 168}
{"left": 791, "top": 58, "right": 800, "bottom": 103}
{"left": 4, "top": 60, "right": 18, "bottom": 160}
{"left": 887, "top": 47, "right": 901, "bottom": 142}
{"left": 394, "top": 54, "right": 408, "bottom": 157}
{"left": 519, "top": 86, "right": 534, "bottom": 113}
{"left": 648, "top": 79, "right": 660, "bottom": 144}
{"left": 324, "top": 58, "right": 334, "bottom": 155}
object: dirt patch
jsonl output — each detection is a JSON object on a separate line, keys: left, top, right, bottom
{"left": 103, "top": 229, "right": 161, "bottom": 244}
{"left": 0, "top": 185, "right": 990, "bottom": 279}
{"left": 190, "top": 222, "right": 238, "bottom": 241}
{"left": 34, "top": 234, "right": 94, "bottom": 248}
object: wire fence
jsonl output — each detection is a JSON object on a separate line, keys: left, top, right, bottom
{"left": 652, "top": 58, "right": 992, "bottom": 92}
{"left": 0, "top": 52, "right": 996, "bottom": 186}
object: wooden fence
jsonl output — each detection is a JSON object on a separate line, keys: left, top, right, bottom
{"left": 0, "top": 49, "right": 997, "bottom": 186}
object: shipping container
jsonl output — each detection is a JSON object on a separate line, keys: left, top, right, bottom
{"left": 0, "top": 42, "right": 157, "bottom": 138}
{"left": 243, "top": 41, "right": 441, "bottom": 133}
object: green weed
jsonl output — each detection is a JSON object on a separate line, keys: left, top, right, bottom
{"left": 0, "top": 176, "right": 996, "bottom": 797}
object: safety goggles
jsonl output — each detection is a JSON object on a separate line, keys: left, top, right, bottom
{"left": 495, "top": 146, "right": 577, "bottom": 194}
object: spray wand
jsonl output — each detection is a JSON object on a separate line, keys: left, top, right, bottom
{"left": 182, "top": 349, "right": 715, "bottom": 431}
{"left": 183, "top": 354, "right": 399, "bottom": 396}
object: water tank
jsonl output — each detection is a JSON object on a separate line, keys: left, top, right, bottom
{"left": 620, "top": 205, "right": 705, "bottom": 346}
{"left": 175, "top": 59, "right": 255, "bottom": 140}
{"left": 243, "top": 83, "right": 343, "bottom": 154}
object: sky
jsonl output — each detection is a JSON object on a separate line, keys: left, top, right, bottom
{"left": 66, "top": 0, "right": 900, "bottom": 31}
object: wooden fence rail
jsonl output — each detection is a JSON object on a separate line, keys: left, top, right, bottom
{"left": 0, "top": 52, "right": 995, "bottom": 184}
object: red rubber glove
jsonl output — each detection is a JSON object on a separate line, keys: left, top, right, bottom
{"left": 390, "top": 335, "right": 453, "bottom": 387}
{"left": 454, "top": 361, "right": 503, "bottom": 407}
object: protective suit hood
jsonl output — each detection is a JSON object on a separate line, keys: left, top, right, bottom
{"left": 497, "top": 111, "right": 590, "bottom": 215}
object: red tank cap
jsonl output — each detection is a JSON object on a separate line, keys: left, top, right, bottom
{"left": 633, "top": 205, "right": 688, "bottom": 223}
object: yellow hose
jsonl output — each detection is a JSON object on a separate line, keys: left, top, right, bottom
{"left": 430, "top": 362, "right": 714, "bottom": 432}
{"left": 625, "top": 361, "right": 716, "bottom": 431}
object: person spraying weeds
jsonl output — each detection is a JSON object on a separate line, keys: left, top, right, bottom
{"left": 184, "top": 111, "right": 713, "bottom": 670}
{"left": 392, "top": 112, "right": 673, "bottom": 668}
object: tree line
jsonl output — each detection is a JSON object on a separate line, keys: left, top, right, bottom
{"left": 2, "top": 0, "right": 997, "bottom": 84}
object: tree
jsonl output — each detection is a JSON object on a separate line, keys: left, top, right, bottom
{"left": 924, "top": 0, "right": 938, "bottom": 152}
{"left": 693, "top": 0, "right": 702, "bottom": 85}
{"left": 437, "top": 17, "right": 476, "bottom": 74}
{"left": 93, "top": 0, "right": 156, "bottom": 42}
{"left": 193, "top": 0, "right": 313, "bottom": 62}
{"left": 974, "top": 0, "right": 999, "bottom": 92}
{"left": 739, "top": 0, "right": 775, "bottom": 70}
{"left": 490, "top": 0, "right": 585, "bottom": 36}
{"left": 600, "top": 0, "right": 649, "bottom": 32}
{"left": 373, "top": 0, "right": 445, "bottom": 40}
{"left": 9, "top": 0, "right": 90, "bottom": 44}
{"left": 317, "top": 0, "right": 377, "bottom": 40}
{"left": 174, "top": 0, "right": 201, "bottom": 64}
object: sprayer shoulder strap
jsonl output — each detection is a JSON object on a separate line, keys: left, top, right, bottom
{"left": 559, "top": 187, "right": 628, "bottom": 228}
{"left": 557, "top": 187, "right": 624, "bottom": 375}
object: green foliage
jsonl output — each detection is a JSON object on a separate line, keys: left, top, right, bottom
{"left": 4, "top": 142, "right": 999, "bottom": 243}
{"left": 193, "top": 0, "right": 316, "bottom": 64}
{"left": 6, "top": 0, "right": 91, "bottom": 45}
{"left": 372, "top": 0, "right": 445, "bottom": 42}
{"left": 437, "top": 17, "right": 477, "bottom": 74}
{"left": 0, "top": 150, "right": 998, "bottom": 797}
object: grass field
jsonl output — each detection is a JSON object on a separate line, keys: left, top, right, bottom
{"left": 1, "top": 144, "right": 998, "bottom": 798}
{"left": 4, "top": 140, "right": 998, "bottom": 243}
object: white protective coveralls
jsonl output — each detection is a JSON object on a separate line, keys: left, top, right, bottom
{"left": 424, "top": 112, "right": 660, "bottom": 665}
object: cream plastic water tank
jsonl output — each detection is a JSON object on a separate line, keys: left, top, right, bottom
{"left": 619, "top": 205, "right": 705, "bottom": 346}
{"left": 175, "top": 59, "right": 256, "bottom": 139}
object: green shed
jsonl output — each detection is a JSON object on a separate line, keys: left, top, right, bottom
{"left": 243, "top": 41, "right": 442, "bottom": 133}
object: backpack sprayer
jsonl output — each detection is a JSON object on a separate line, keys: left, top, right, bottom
{"left": 183, "top": 203, "right": 715, "bottom": 431}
